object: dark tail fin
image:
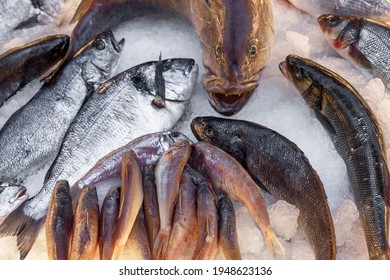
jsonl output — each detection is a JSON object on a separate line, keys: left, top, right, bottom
{"left": 0, "top": 203, "right": 45, "bottom": 260}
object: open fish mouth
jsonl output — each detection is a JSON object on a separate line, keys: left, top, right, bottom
{"left": 9, "top": 187, "right": 28, "bottom": 204}
{"left": 107, "top": 30, "right": 125, "bottom": 53}
{"left": 279, "top": 61, "right": 290, "bottom": 80}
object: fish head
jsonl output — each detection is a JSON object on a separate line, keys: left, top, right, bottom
{"left": 0, "top": 183, "right": 28, "bottom": 217}
{"left": 74, "top": 30, "right": 125, "bottom": 86}
{"left": 191, "top": 0, "right": 274, "bottom": 116}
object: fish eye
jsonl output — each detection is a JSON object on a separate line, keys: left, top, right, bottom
{"left": 249, "top": 45, "right": 257, "bottom": 56}
{"left": 205, "top": 126, "right": 214, "bottom": 137}
{"left": 328, "top": 17, "right": 339, "bottom": 26}
{"left": 215, "top": 45, "right": 223, "bottom": 58}
{"left": 294, "top": 67, "right": 303, "bottom": 80}
{"left": 94, "top": 39, "right": 106, "bottom": 50}
{"left": 171, "top": 131, "right": 180, "bottom": 138}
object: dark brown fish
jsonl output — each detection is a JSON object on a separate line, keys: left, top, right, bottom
{"left": 66, "top": 0, "right": 274, "bottom": 115}
{"left": 69, "top": 185, "right": 99, "bottom": 260}
{"left": 126, "top": 208, "right": 151, "bottom": 260}
{"left": 99, "top": 185, "right": 120, "bottom": 260}
{"left": 280, "top": 54, "right": 390, "bottom": 260}
{"left": 45, "top": 180, "right": 73, "bottom": 260}
{"left": 0, "top": 34, "right": 69, "bottom": 107}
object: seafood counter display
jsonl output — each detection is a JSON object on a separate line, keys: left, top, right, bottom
{"left": 0, "top": 0, "right": 389, "bottom": 260}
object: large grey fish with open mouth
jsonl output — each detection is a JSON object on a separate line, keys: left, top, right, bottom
{"left": 0, "top": 58, "right": 197, "bottom": 260}
{"left": 0, "top": 30, "right": 123, "bottom": 218}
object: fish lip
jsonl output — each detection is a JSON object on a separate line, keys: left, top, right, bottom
{"left": 279, "top": 61, "right": 290, "bottom": 80}
{"left": 9, "top": 187, "right": 28, "bottom": 204}
{"left": 207, "top": 90, "right": 255, "bottom": 116}
{"left": 107, "top": 30, "right": 125, "bottom": 53}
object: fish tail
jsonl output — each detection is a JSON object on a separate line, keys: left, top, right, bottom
{"left": 0, "top": 203, "right": 45, "bottom": 259}
{"left": 264, "top": 229, "right": 285, "bottom": 259}
{"left": 153, "top": 229, "right": 170, "bottom": 260}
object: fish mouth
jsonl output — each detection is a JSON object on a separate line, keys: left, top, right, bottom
{"left": 190, "top": 117, "right": 206, "bottom": 142}
{"left": 9, "top": 187, "right": 28, "bottom": 204}
{"left": 107, "top": 30, "right": 125, "bottom": 53}
{"left": 279, "top": 61, "right": 291, "bottom": 80}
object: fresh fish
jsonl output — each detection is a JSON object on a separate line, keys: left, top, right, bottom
{"left": 318, "top": 14, "right": 390, "bottom": 87}
{"left": 154, "top": 140, "right": 192, "bottom": 260}
{"left": 126, "top": 208, "right": 151, "bottom": 260}
{"left": 191, "top": 116, "right": 336, "bottom": 260}
{"left": 192, "top": 179, "right": 218, "bottom": 260}
{"left": 0, "top": 183, "right": 28, "bottom": 217}
{"left": 191, "top": 141, "right": 285, "bottom": 259}
{"left": 288, "top": 0, "right": 390, "bottom": 23}
{"left": 164, "top": 165, "right": 198, "bottom": 260}
{"left": 217, "top": 196, "right": 241, "bottom": 260}
{"left": 69, "top": 185, "right": 99, "bottom": 260}
{"left": 280, "top": 54, "right": 390, "bottom": 260}
{"left": 99, "top": 185, "right": 120, "bottom": 260}
{"left": 0, "top": 56, "right": 194, "bottom": 259}
{"left": 0, "top": 34, "right": 69, "bottom": 108}
{"left": 112, "top": 151, "right": 143, "bottom": 260}
{"left": 45, "top": 180, "right": 73, "bottom": 260}
{"left": 141, "top": 164, "right": 159, "bottom": 257}
{"left": 66, "top": 0, "right": 274, "bottom": 115}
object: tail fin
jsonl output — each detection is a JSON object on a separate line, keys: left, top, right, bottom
{"left": 264, "top": 229, "right": 285, "bottom": 259}
{"left": 0, "top": 203, "right": 45, "bottom": 259}
{"left": 153, "top": 229, "right": 170, "bottom": 260}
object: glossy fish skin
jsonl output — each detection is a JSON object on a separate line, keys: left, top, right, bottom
{"left": 318, "top": 14, "right": 390, "bottom": 86}
{"left": 126, "top": 208, "right": 151, "bottom": 260}
{"left": 0, "top": 34, "right": 69, "bottom": 108}
{"left": 69, "top": 185, "right": 99, "bottom": 260}
{"left": 280, "top": 54, "right": 390, "bottom": 260}
{"left": 68, "top": 0, "right": 274, "bottom": 115}
{"left": 192, "top": 180, "right": 218, "bottom": 260}
{"left": 191, "top": 116, "right": 336, "bottom": 260}
{"left": 191, "top": 141, "right": 285, "bottom": 259}
{"left": 0, "top": 183, "right": 28, "bottom": 217}
{"left": 112, "top": 151, "right": 143, "bottom": 260}
{"left": 217, "top": 196, "right": 241, "bottom": 260}
{"left": 154, "top": 140, "right": 192, "bottom": 260}
{"left": 45, "top": 180, "right": 73, "bottom": 260}
{"left": 164, "top": 165, "right": 198, "bottom": 260}
{"left": 99, "top": 185, "right": 120, "bottom": 260}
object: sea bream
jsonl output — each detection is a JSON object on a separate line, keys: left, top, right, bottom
{"left": 318, "top": 14, "right": 390, "bottom": 87}
{"left": 0, "top": 57, "right": 197, "bottom": 259}
{"left": 65, "top": 0, "right": 274, "bottom": 115}
{"left": 0, "top": 30, "right": 123, "bottom": 217}
{"left": 0, "top": 34, "right": 69, "bottom": 108}
{"left": 280, "top": 54, "right": 390, "bottom": 260}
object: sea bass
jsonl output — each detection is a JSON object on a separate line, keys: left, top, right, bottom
{"left": 0, "top": 58, "right": 196, "bottom": 259}
{"left": 67, "top": 0, "right": 274, "bottom": 115}
{"left": 280, "top": 54, "right": 390, "bottom": 260}
{"left": 318, "top": 14, "right": 390, "bottom": 87}
{"left": 191, "top": 116, "right": 336, "bottom": 260}
{"left": 0, "top": 34, "right": 69, "bottom": 108}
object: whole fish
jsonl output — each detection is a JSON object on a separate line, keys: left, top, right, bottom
{"left": 192, "top": 180, "right": 218, "bottom": 260}
{"left": 69, "top": 184, "right": 99, "bottom": 260}
{"left": 99, "top": 185, "right": 120, "bottom": 260}
{"left": 191, "top": 116, "right": 336, "bottom": 260}
{"left": 217, "top": 196, "right": 241, "bottom": 260}
{"left": 280, "top": 54, "right": 390, "bottom": 260}
{"left": 0, "top": 56, "right": 195, "bottom": 259}
{"left": 66, "top": 0, "right": 274, "bottom": 115}
{"left": 191, "top": 141, "right": 285, "bottom": 259}
{"left": 45, "top": 180, "right": 73, "bottom": 260}
{"left": 0, "top": 34, "right": 69, "bottom": 108}
{"left": 0, "top": 183, "right": 27, "bottom": 217}
{"left": 112, "top": 151, "right": 143, "bottom": 260}
{"left": 287, "top": 0, "right": 390, "bottom": 23}
{"left": 164, "top": 165, "right": 198, "bottom": 260}
{"left": 318, "top": 14, "right": 390, "bottom": 87}
{"left": 126, "top": 209, "right": 151, "bottom": 260}
{"left": 154, "top": 140, "right": 192, "bottom": 260}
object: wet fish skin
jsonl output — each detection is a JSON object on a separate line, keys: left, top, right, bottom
{"left": 0, "top": 31, "right": 124, "bottom": 259}
{"left": 217, "top": 196, "right": 241, "bottom": 260}
{"left": 112, "top": 151, "right": 143, "bottom": 260}
{"left": 280, "top": 54, "right": 390, "bottom": 260}
{"left": 164, "top": 165, "right": 198, "bottom": 260}
{"left": 191, "top": 116, "right": 336, "bottom": 260}
{"left": 0, "top": 183, "right": 28, "bottom": 217}
{"left": 69, "top": 185, "right": 99, "bottom": 260}
{"left": 126, "top": 208, "right": 151, "bottom": 260}
{"left": 154, "top": 140, "right": 192, "bottom": 260}
{"left": 45, "top": 180, "right": 73, "bottom": 260}
{"left": 318, "top": 14, "right": 390, "bottom": 86}
{"left": 191, "top": 141, "right": 285, "bottom": 259}
{"left": 99, "top": 185, "right": 120, "bottom": 260}
{"left": 0, "top": 34, "right": 69, "bottom": 108}
{"left": 192, "top": 179, "right": 218, "bottom": 260}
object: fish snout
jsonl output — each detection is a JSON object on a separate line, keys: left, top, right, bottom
{"left": 317, "top": 15, "right": 333, "bottom": 33}
{"left": 279, "top": 61, "right": 291, "bottom": 80}
{"left": 107, "top": 30, "right": 125, "bottom": 53}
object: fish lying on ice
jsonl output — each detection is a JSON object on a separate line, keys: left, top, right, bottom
{"left": 280, "top": 54, "right": 390, "bottom": 260}
{"left": 191, "top": 116, "right": 336, "bottom": 259}
{"left": 0, "top": 183, "right": 28, "bottom": 217}
{"left": 0, "top": 56, "right": 197, "bottom": 259}
{"left": 66, "top": 0, "right": 274, "bottom": 115}
{"left": 0, "top": 34, "right": 69, "bottom": 108}
{"left": 318, "top": 14, "right": 390, "bottom": 87}
{"left": 126, "top": 208, "right": 151, "bottom": 260}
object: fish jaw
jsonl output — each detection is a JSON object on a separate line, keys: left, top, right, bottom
{"left": 0, "top": 183, "right": 28, "bottom": 217}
